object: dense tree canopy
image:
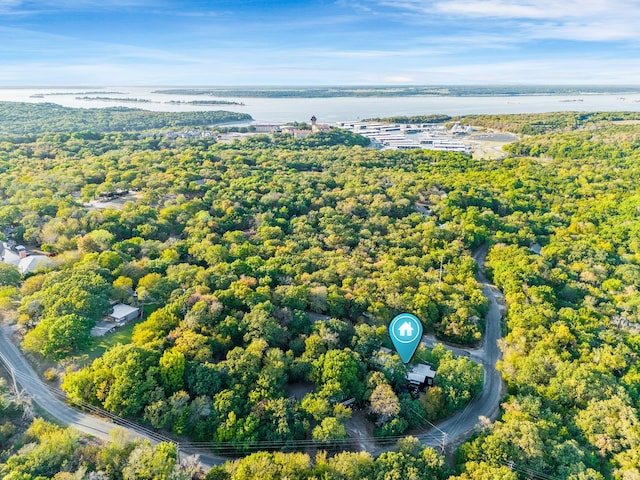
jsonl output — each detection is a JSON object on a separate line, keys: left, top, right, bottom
{"left": 3, "top": 105, "right": 640, "bottom": 478}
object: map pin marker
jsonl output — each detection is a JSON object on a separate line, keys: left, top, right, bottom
{"left": 389, "top": 313, "right": 423, "bottom": 363}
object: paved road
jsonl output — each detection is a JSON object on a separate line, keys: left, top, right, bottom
{"left": 0, "top": 324, "right": 131, "bottom": 442}
{"left": 432, "top": 245, "right": 505, "bottom": 444}
{"left": 0, "top": 323, "right": 224, "bottom": 467}
{"left": 0, "top": 244, "right": 504, "bottom": 464}
{"left": 374, "top": 244, "right": 505, "bottom": 454}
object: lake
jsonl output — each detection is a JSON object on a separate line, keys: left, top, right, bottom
{"left": 2, "top": 86, "right": 640, "bottom": 124}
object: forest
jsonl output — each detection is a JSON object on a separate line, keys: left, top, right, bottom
{"left": 151, "top": 86, "right": 640, "bottom": 98}
{"left": 0, "top": 103, "right": 252, "bottom": 135}
{"left": 1, "top": 102, "right": 640, "bottom": 478}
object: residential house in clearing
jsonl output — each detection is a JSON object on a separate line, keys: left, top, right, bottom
{"left": 1, "top": 242, "right": 54, "bottom": 274}
{"left": 407, "top": 363, "right": 437, "bottom": 390}
{"left": 108, "top": 303, "right": 141, "bottom": 325}
{"left": 90, "top": 303, "right": 141, "bottom": 337}
{"left": 374, "top": 347, "right": 437, "bottom": 391}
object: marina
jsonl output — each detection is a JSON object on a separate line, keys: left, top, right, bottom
{"left": 336, "top": 120, "right": 472, "bottom": 153}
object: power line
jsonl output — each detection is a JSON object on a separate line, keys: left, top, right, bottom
{"left": 0, "top": 343, "right": 479, "bottom": 458}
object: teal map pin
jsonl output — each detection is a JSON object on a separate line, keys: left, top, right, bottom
{"left": 389, "top": 313, "right": 423, "bottom": 363}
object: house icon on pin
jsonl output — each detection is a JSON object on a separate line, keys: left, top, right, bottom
{"left": 398, "top": 321, "right": 414, "bottom": 337}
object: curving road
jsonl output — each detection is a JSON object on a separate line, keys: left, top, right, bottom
{"left": 420, "top": 244, "right": 504, "bottom": 449}
{"left": 0, "top": 324, "right": 128, "bottom": 443}
{"left": 0, "top": 244, "right": 504, "bottom": 464}
{"left": 370, "top": 244, "right": 505, "bottom": 455}
{"left": 0, "top": 323, "right": 224, "bottom": 467}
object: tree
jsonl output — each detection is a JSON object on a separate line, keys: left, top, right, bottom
{"left": 374, "top": 444, "right": 448, "bottom": 480}
{"left": 222, "top": 451, "right": 311, "bottom": 480}
{"left": 22, "top": 313, "right": 93, "bottom": 359}
{"left": 159, "top": 349, "right": 186, "bottom": 394}
{"left": 137, "top": 272, "right": 178, "bottom": 304}
{"left": 0, "top": 263, "right": 20, "bottom": 286}
{"left": 312, "top": 416, "right": 347, "bottom": 444}
{"left": 0, "top": 419, "right": 80, "bottom": 478}
{"left": 435, "top": 354, "right": 483, "bottom": 413}
{"left": 369, "top": 382, "right": 400, "bottom": 424}
{"left": 321, "top": 451, "right": 375, "bottom": 479}
{"left": 121, "top": 441, "right": 178, "bottom": 480}
{"left": 450, "top": 462, "right": 518, "bottom": 480}
{"left": 62, "top": 343, "right": 161, "bottom": 417}
{"left": 575, "top": 395, "right": 640, "bottom": 457}
{"left": 312, "top": 348, "right": 365, "bottom": 401}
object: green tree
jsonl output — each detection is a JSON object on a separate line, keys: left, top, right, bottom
{"left": 137, "top": 272, "right": 178, "bottom": 304}
{"left": 312, "top": 416, "right": 347, "bottom": 444}
{"left": 450, "top": 461, "right": 518, "bottom": 480}
{"left": 159, "top": 349, "right": 186, "bottom": 394}
{"left": 0, "top": 263, "right": 20, "bottom": 286}
{"left": 121, "top": 441, "right": 178, "bottom": 480}
{"left": 312, "top": 348, "right": 365, "bottom": 401}
{"left": 22, "top": 313, "right": 93, "bottom": 359}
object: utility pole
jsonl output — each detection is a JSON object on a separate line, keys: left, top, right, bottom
{"left": 11, "top": 365, "right": 18, "bottom": 398}
{"left": 0, "top": 352, "right": 19, "bottom": 397}
{"left": 176, "top": 442, "right": 182, "bottom": 467}
{"left": 441, "top": 432, "right": 448, "bottom": 455}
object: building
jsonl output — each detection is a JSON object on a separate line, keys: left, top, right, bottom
{"left": 407, "top": 363, "right": 436, "bottom": 390}
{"left": 91, "top": 303, "right": 141, "bottom": 337}
{"left": 108, "top": 303, "right": 140, "bottom": 325}
{"left": 1, "top": 242, "right": 20, "bottom": 266}
{"left": 1, "top": 242, "right": 54, "bottom": 274}
{"left": 335, "top": 120, "right": 470, "bottom": 153}
{"left": 310, "top": 115, "right": 330, "bottom": 133}
{"left": 16, "top": 255, "right": 54, "bottom": 275}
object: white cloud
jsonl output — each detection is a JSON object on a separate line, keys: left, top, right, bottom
{"left": 377, "top": 0, "right": 637, "bottom": 19}
{"left": 433, "top": 0, "right": 611, "bottom": 19}
{"left": 370, "top": 0, "right": 640, "bottom": 42}
{"left": 0, "top": 0, "right": 25, "bottom": 14}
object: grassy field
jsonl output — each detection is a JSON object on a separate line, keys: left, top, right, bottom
{"left": 85, "top": 321, "right": 138, "bottom": 361}
{"left": 84, "top": 304, "right": 158, "bottom": 361}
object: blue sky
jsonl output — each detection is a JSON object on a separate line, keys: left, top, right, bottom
{"left": 1, "top": 0, "right": 639, "bottom": 85}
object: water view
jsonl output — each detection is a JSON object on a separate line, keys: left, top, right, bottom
{"left": 2, "top": 86, "right": 640, "bottom": 123}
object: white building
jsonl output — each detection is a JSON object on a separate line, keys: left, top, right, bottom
{"left": 407, "top": 363, "right": 437, "bottom": 390}
{"left": 108, "top": 303, "right": 140, "bottom": 324}
{"left": 1, "top": 242, "right": 54, "bottom": 274}
{"left": 91, "top": 303, "right": 141, "bottom": 337}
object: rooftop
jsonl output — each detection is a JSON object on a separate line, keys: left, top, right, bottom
{"left": 407, "top": 363, "right": 436, "bottom": 384}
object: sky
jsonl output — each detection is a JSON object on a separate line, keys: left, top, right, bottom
{"left": 1, "top": 0, "right": 640, "bottom": 86}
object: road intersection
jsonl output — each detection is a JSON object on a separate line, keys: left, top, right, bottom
{"left": 0, "top": 245, "right": 504, "bottom": 465}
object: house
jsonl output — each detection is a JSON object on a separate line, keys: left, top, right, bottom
{"left": 407, "top": 363, "right": 436, "bottom": 390}
{"left": 1, "top": 242, "right": 21, "bottom": 267}
{"left": 398, "top": 321, "right": 414, "bottom": 337}
{"left": 17, "top": 255, "right": 54, "bottom": 274}
{"left": 108, "top": 303, "right": 140, "bottom": 325}
{"left": 91, "top": 303, "right": 141, "bottom": 337}
{"left": 1, "top": 242, "right": 54, "bottom": 274}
